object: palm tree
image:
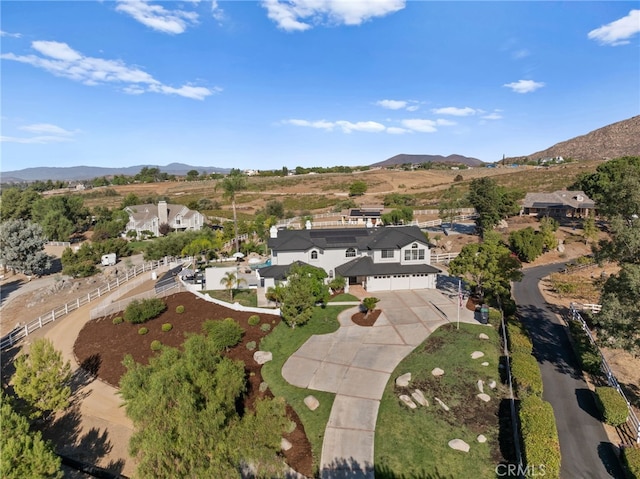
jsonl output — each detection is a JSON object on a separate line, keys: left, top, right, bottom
{"left": 215, "top": 172, "right": 248, "bottom": 254}
{"left": 220, "top": 271, "right": 247, "bottom": 301}
{"left": 361, "top": 297, "right": 380, "bottom": 317}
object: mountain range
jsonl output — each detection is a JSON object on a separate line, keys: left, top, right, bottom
{"left": 371, "top": 154, "right": 484, "bottom": 168}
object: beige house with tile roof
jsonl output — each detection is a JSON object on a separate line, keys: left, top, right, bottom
{"left": 124, "top": 200, "right": 205, "bottom": 238}
{"left": 521, "top": 190, "right": 595, "bottom": 218}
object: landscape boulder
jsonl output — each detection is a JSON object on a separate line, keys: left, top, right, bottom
{"left": 477, "top": 435, "right": 487, "bottom": 443}
{"left": 253, "top": 351, "right": 273, "bottom": 365}
{"left": 448, "top": 439, "right": 470, "bottom": 452}
{"left": 399, "top": 395, "right": 417, "bottom": 409}
{"left": 411, "top": 389, "right": 428, "bottom": 407}
{"left": 304, "top": 395, "right": 320, "bottom": 411}
{"left": 478, "top": 333, "right": 490, "bottom": 340}
{"left": 477, "top": 393, "right": 491, "bottom": 402}
{"left": 281, "top": 438, "right": 293, "bottom": 451}
{"left": 477, "top": 380, "right": 484, "bottom": 393}
{"left": 435, "top": 397, "right": 450, "bottom": 411}
{"left": 431, "top": 367, "right": 445, "bottom": 377}
{"left": 396, "top": 372, "right": 412, "bottom": 387}
{"left": 471, "top": 351, "right": 485, "bottom": 359}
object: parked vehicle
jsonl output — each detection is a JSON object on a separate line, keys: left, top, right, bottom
{"left": 101, "top": 253, "right": 117, "bottom": 266}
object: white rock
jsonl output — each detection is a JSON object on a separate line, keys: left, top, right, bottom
{"left": 253, "top": 351, "right": 273, "bottom": 365}
{"left": 396, "top": 372, "right": 412, "bottom": 387}
{"left": 477, "top": 393, "right": 491, "bottom": 402}
{"left": 411, "top": 389, "right": 428, "bottom": 407}
{"left": 471, "top": 351, "right": 485, "bottom": 359}
{"left": 399, "top": 395, "right": 417, "bottom": 409}
{"left": 488, "top": 380, "right": 497, "bottom": 389}
{"left": 448, "top": 439, "right": 470, "bottom": 452}
{"left": 435, "top": 397, "right": 450, "bottom": 411}
{"left": 281, "top": 438, "right": 293, "bottom": 451}
{"left": 477, "top": 434, "right": 487, "bottom": 443}
{"left": 481, "top": 362, "right": 489, "bottom": 367}
{"left": 431, "top": 367, "right": 445, "bottom": 377}
{"left": 478, "top": 333, "right": 490, "bottom": 340}
{"left": 304, "top": 395, "right": 319, "bottom": 411}
{"left": 477, "top": 380, "right": 484, "bottom": 393}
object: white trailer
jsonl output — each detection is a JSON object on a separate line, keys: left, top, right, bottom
{"left": 101, "top": 253, "right": 117, "bottom": 266}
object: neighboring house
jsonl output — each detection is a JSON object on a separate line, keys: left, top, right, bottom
{"left": 341, "top": 205, "right": 385, "bottom": 226}
{"left": 521, "top": 190, "right": 595, "bottom": 218}
{"left": 124, "top": 200, "right": 205, "bottom": 237}
{"left": 259, "top": 225, "right": 440, "bottom": 292}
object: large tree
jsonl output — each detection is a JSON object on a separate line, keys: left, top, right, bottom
{"left": 0, "top": 219, "right": 51, "bottom": 276}
{"left": 280, "top": 264, "right": 329, "bottom": 328}
{"left": 216, "top": 172, "right": 248, "bottom": 253}
{"left": 31, "top": 195, "right": 90, "bottom": 240}
{"left": 0, "top": 395, "right": 63, "bottom": 479}
{"left": 467, "top": 177, "right": 522, "bottom": 232}
{"left": 13, "top": 338, "right": 71, "bottom": 420}
{"left": 448, "top": 230, "right": 523, "bottom": 298}
{"left": 438, "top": 186, "right": 466, "bottom": 228}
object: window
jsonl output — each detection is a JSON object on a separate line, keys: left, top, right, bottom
{"left": 381, "top": 249, "right": 394, "bottom": 259}
{"left": 346, "top": 248, "right": 356, "bottom": 257}
{"left": 175, "top": 215, "right": 181, "bottom": 225}
{"left": 311, "top": 250, "right": 318, "bottom": 260}
{"left": 404, "top": 243, "right": 425, "bottom": 261}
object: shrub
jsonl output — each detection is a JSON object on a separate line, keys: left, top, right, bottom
{"left": 567, "top": 320, "right": 601, "bottom": 375}
{"left": 161, "top": 323, "right": 173, "bottom": 332}
{"left": 246, "top": 341, "right": 257, "bottom": 351}
{"left": 488, "top": 309, "right": 501, "bottom": 324}
{"left": 623, "top": 447, "right": 640, "bottom": 479}
{"left": 507, "top": 320, "right": 533, "bottom": 354}
{"left": 150, "top": 340, "right": 162, "bottom": 351}
{"left": 124, "top": 298, "right": 167, "bottom": 324}
{"left": 203, "top": 318, "right": 245, "bottom": 351}
{"left": 248, "top": 315, "right": 260, "bottom": 326}
{"left": 112, "top": 316, "right": 124, "bottom": 325}
{"left": 138, "top": 327, "right": 148, "bottom": 335}
{"left": 176, "top": 305, "right": 185, "bottom": 314}
{"left": 519, "top": 395, "right": 561, "bottom": 478}
{"left": 594, "top": 386, "right": 629, "bottom": 426}
{"left": 260, "top": 323, "right": 271, "bottom": 332}
{"left": 511, "top": 351, "right": 543, "bottom": 397}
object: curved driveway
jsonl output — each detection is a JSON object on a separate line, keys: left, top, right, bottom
{"left": 513, "top": 264, "right": 623, "bottom": 478}
{"left": 282, "top": 289, "right": 477, "bottom": 478}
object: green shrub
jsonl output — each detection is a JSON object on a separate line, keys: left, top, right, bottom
{"left": 124, "top": 298, "right": 167, "bottom": 324}
{"left": 488, "top": 309, "right": 501, "bottom": 324}
{"left": 248, "top": 315, "right": 260, "bottom": 326}
{"left": 567, "top": 320, "right": 601, "bottom": 376}
{"left": 138, "top": 327, "right": 148, "bottom": 335}
{"left": 161, "top": 323, "right": 173, "bottom": 332}
{"left": 260, "top": 323, "right": 271, "bottom": 332}
{"left": 112, "top": 316, "right": 124, "bottom": 325}
{"left": 150, "top": 340, "right": 162, "bottom": 351}
{"left": 507, "top": 320, "right": 533, "bottom": 354}
{"left": 519, "top": 395, "right": 561, "bottom": 478}
{"left": 594, "top": 386, "right": 629, "bottom": 426}
{"left": 246, "top": 341, "right": 257, "bottom": 351}
{"left": 203, "top": 318, "right": 245, "bottom": 351}
{"left": 176, "top": 305, "right": 185, "bottom": 314}
{"left": 511, "top": 351, "right": 543, "bottom": 397}
{"left": 623, "top": 447, "right": 640, "bottom": 479}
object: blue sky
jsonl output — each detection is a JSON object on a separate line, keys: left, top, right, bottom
{"left": 1, "top": 1, "right": 639, "bottom": 172}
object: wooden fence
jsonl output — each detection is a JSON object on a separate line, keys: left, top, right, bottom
{"left": 0, "top": 257, "right": 179, "bottom": 350}
{"left": 569, "top": 305, "right": 640, "bottom": 444}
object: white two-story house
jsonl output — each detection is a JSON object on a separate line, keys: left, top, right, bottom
{"left": 124, "top": 200, "right": 205, "bottom": 238}
{"left": 260, "top": 225, "right": 440, "bottom": 292}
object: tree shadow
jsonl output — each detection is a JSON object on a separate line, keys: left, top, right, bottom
{"left": 0, "top": 278, "right": 24, "bottom": 305}
{"left": 574, "top": 388, "right": 602, "bottom": 421}
{"left": 617, "top": 381, "right": 640, "bottom": 409}
{"left": 597, "top": 442, "right": 625, "bottom": 478}
{"left": 317, "top": 458, "right": 456, "bottom": 479}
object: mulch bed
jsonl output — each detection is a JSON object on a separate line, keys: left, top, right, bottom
{"left": 73, "top": 292, "right": 313, "bottom": 477}
{"left": 351, "top": 309, "right": 381, "bottom": 327}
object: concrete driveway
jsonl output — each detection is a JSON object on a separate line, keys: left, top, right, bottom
{"left": 281, "top": 289, "right": 477, "bottom": 478}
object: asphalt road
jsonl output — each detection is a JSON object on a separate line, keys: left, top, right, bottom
{"left": 513, "top": 264, "right": 624, "bottom": 479}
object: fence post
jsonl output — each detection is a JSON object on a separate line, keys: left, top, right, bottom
{"left": 39, "top": 317, "right": 42, "bottom": 328}
{"left": 65, "top": 303, "right": 68, "bottom": 315}
{"left": 87, "top": 293, "right": 91, "bottom": 302}
{"left": 77, "top": 298, "right": 80, "bottom": 309}
{"left": 52, "top": 309, "right": 56, "bottom": 321}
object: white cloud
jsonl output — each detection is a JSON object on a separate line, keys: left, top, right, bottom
{"left": 1, "top": 40, "right": 216, "bottom": 100}
{"left": 436, "top": 119, "right": 456, "bottom": 126}
{"left": 19, "top": 123, "right": 75, "bottom": 136}
{"left": 431, "top": 106, "right": 476, "bottom": 116}
{"left": 482, "top": 112, "right": 503, "bottom": 120}
{"left": 285, "top": 119, "right": 335, "bottom": 130}
{"left": 115, "top": 0, "right": 199, "bottom": 34}
{"left": 0, "top": 135, "right": 73, "bottom": 144}
{"left": 0, "top": 30, "right": 22, "bottom": 38}
{"left": 401, "top": 119, "right": 437, "bottom": 133}
{"left": 386, "top": 127, "right": 412, "bottom": 135}
{"left": 376, "top": 99, "right": 407, "bottom": 110}
{"left": 336, "top": 120, "right": 386, "bottom": 133}
{"left": 211, "top": 0, "right": 224, "bottom": 21}
{"left": 503, "top": 79, "right": 545, "bottom": 94}
{"left": 2, "top": 123, "right": 78, "bottom": 144}
{"left": 588, "top": 10, "right": 640, "bottom": 46}
{"left": 406, "top": 105, "right": 419, "bottom": 112}
{"left": 262, "top": 0, "right": 405, "bottom": 32}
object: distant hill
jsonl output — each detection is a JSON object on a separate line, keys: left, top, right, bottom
{"left": 510, "top": 116, "right": 640, "bottom": 163}
{"left": 1, "top": 163, "right": 230, "bottom": 182}
{"left": 371, "top": 154, "right": 484, "bottom": 168}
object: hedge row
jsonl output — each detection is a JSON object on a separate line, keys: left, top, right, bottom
{"left": 519, "top": 395, "right": 561, "bottom": 479}
{"left": 124, "top": 298, "right": 167, "bottom": 324}
{"left": 623, "top": 447, "right": 640, "bottom": 479}
{"left": 507, "top": 319, "right": 534, "bottom": 354}
{"left": 511, "top": 351, "right": 543, "bottom": 398}
{"left": 566, "top": 320, "right": 601, "bottom": 376}
{"left": 594, "top": 386, "right": 629, "bottom": 427}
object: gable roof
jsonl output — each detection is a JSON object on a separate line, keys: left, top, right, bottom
{"left": 522, "top": 191, "right": 595, "bottom": 209}
{"left": 125, "top": 203, "right": 200, "bottom": 224}
{"left": 268, "top": 226, "right": 427, "bottom": 252}
{"left": 335, "top": 256, "right": 440, "bottom": 277}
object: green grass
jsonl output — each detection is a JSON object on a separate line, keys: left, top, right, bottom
{"left": 127, "top": 240, "right": 149, "bottom": 254}
{"left": 328, "top": 293, "right": 360, "bottom": 302}
{"left": 204, "top": 289, "right": 257, "bottom": 307}
{"left": 260, "top": 305, "right": 350, "bottom": 474}
{"left": 375, "top": 322, "right": 502, "bottom": 478}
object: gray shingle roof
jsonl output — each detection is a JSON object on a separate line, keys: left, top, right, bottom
{"left": 335, "top": 256, "right": 440, "bottom": 277}
{"left": 522, "top": 191, "right": 595, "bottom": 209}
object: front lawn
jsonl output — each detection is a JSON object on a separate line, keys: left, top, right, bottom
{"left": 260, "top": 305, "right": 350, "bottom": 474}
{"left": 204, "top": 289, "right": 257, "bottom": 307}
{"left": 375, "top": 323, "right": 503, "bottom": 478}
{"left": 328, "top": 293, "right": 360, "bottom": 302}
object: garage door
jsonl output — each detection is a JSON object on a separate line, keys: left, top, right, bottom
{"left": 390, "top": 274, "right": 411, "bottom": 290}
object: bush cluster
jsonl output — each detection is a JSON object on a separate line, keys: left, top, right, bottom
{"left": 594, "top": 386, "right": 629, "bottom": 427}
{"left": 519, "top": 395, "right": 561, "bottom": 478}
{"left": 138, "top": 327, "right": 148, "bottom": 335}
{"left": 507, "top": 320, "right": 533, "bottom": 354}
{"left": 124, "top": 298, "right": 167, "bottom": 324}
{"left": 566, "top": 320, "right": 601, "bottom": 376}
{"left": 488, "top": 308, "right": 501, "bottom": 324}
{"left": 623, "top": 447, "right": 640, "bottom": 479}
{"left": 162, "top": 323, "right": 173, "bottom": 332}
{"left": 176, "top": 305, "right": 185, "bottom": 314}
{"left": 112, "top": 316, "right": 124, "bottom": 325}
{"left": 260, "top": 323, "right": 271, "bottom": 332}
{"left": 511, "top": 351, "right": 543, "bottom": 397}
{"left": 246, "top": 341, "right": 257, "bottom": 351}
{"left": 248, "top": 315, "right": 260, "bottom": 326}
{"left": 203, "top": 318, "right": 245, "bottom": 351}
{"left": 150, "top": 340, "right": 162, "bottom": 351}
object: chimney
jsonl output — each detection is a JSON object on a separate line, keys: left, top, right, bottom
{"left": 158, "top": 201, "right": 168, "bottom": 225}
{"left": 269, "top": 225, "right": 278, "bottom": 238}
{"left": 305, "top": 220, "right": 312, "bottom": 230}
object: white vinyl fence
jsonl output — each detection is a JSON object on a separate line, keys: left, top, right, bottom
{"left": 89, "top": 281, "right": 185, "bottom": 320}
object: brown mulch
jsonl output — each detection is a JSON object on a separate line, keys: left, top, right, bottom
{"left": 73, "top": 292, "right": 313, "bottom": 477}
{"left": 351, "top": 309, "right": 381, "bottom": 327}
